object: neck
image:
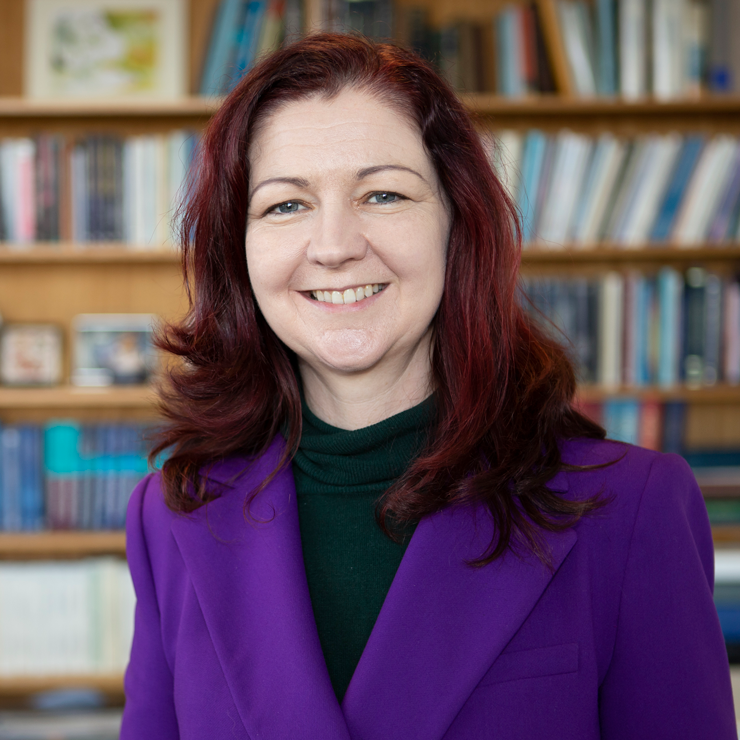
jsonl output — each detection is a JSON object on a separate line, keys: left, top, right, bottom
{"left": 299, "top": 344, "right": 434, "bottom": 430}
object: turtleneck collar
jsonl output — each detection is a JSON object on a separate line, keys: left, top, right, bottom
{"left": 292, "top": 395, "right": 435, "bottom": 496}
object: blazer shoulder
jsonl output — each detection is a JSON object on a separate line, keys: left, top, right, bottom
{"left": 558, "top": 437, "right": 705, "bottom": 543}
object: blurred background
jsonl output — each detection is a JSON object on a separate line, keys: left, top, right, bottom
{"left": 1, "top": 0, "right": 740, "bottom": 736}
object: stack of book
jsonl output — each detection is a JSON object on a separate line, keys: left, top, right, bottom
{"left": 0, "top": 422, "right": 151, "bottom": 532}
{"left": 550, "top": 0, "right": 738, "bottom": 98}
{"left": 492, "top": 129, "right": 740, "bottom": 247}
{"left": 396, "top": 0, "right": 740, "bottom": 97}
{"left": 522, "top": 269, "right": 740, "bottom": 390}
{"left": 0, "top": 131, "right": 197, "bottom": 247}
{"left": 0, "top": 558, "right": 133, "bottom": 676}
{"left": 200, "top": 0, "right": 303, "bottom": 95}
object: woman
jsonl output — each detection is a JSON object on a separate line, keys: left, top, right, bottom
{"left": 121, "top": 34, "right": 736, "bottom": 739}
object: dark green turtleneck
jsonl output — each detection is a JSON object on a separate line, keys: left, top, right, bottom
{"left": 292, "top": 397, "right": 433, "bottom": 702}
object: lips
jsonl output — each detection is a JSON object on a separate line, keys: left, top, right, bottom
{"left": 310, "top": 283, "right": 386, "bottom": 304}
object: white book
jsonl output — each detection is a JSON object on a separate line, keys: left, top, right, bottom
{"left": 672, "top": 136, "right": 738, "bottom": 244}
{"left": 167, "top": 130, "right": 189, "bottom": 246}
{"left": 538, "top": 132, "right": 592, "bottom": 246}
{"left": 619, "top": 0, "right": 647, "bottom": 98}
{"left": 652, "top": 0, "right": 687, "bottom": 98}
{"left": 154, "top": 134, "right": 169, "bottom": 247}
{"left": 0, "top": 141, "right": 17, "bottom": 242}
{"left": 557, "top": 1, "right": 597, "bottom": 96}
{"left": 568, "top": 134, "right": 612, "bottom": 244}
{"left": 576, "top": 138, "right": 628, "bottom": 246}
{"left": 131, "top": 137, "right": 148, "bottom": 247}
{"left": 490, "top": 130, "right": 523, "bottom": 201}
{"left": 691, "top": 139, "right": 740, "bottom": 243}
{"left": 598, "top": 272, "right": 624, "bottom": 389}
{"left": 715, "top": 550, "right": 740, "bottom": 583}
{"left": 602, "top": 139, "right": 650, "bottom": 243}
{"left": 622, "top": 134, "right": 683, "bottom": 246}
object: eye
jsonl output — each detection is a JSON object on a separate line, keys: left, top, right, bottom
{"left": 268, "top": 201, "right": 305, "bottom": 215}
{"left": 367, "top": 191, "right": 405, "bottom": 205}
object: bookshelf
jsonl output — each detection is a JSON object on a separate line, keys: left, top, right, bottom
{"left": 0, "top": 0, "right": 738, "bottom": 703}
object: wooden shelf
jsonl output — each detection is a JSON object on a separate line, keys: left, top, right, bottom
{"left": 0, "top": 532, "right": 126, "bottom": 560}
{"left": 0, "top": 386, "right": 156, "bottom": 410}
{"left": 713, "top": 525, "right": 740, "bottom": 547}
{"left": 0, "top": 246, "right": 180, "bottom": 264}
{"left": 462, "top": 94, "right": 740, "bottom": 116}
{"left": 2, "top": 94, "right": 740, "bottom": 119}
{"left": 0, "top": 673, "right": 123, "bottom": 697}
{"left": 0, "top": 97, "right": 218, "bottom": 117}
{"left": 577, "top": 385, "right": 740, "bottom": 403}
{"left": 521, "top": 246, "right": 740, "bottom": 264}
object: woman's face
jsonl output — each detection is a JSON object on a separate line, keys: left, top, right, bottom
{"left": 245, "top": 87, "right": 450, "bottom": 386}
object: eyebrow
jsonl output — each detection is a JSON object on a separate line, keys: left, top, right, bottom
{"left": 251, "top": 165, "right": 428, "bottom": 198}
{"left": 356, "top": 164, "right": 428, "bottom": 184}
{"left": 250, "top": 176, "right": 309, "bottom": 198}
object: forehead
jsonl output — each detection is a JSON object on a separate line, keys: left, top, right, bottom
{"left": 248, "top": 88, "right": 429, "bottom": 176}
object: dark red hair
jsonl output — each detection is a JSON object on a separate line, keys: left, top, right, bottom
{"left": 153, "top": 33, "right": 606, "bottom": 564}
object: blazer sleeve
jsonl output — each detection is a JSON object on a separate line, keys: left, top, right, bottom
{"left": 598, "top": 452, "right": 737, "bottom": 739}
{"left": 120, "top": 474, "right": 180, "bottom": 740}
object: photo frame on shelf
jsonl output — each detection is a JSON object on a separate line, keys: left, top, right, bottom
{"left": 0, "top": 323, "right": 63, "bottom": 386}
{"left": 25, "top": 0, "right": 187, "bottom": 100}
{"left": 72, "top": 313, "right": 157, "bottom": 386}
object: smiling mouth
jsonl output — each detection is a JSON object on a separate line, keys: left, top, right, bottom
{"left": 310, "top": 284, "right": 386, "bottom": 304}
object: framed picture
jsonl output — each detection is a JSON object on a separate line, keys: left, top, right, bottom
{"left": 72, "top": 314, "right": 157, "bottom": 386}
{"left": 25, "top": 0, "right": 187, "bottom": 100}
{"left": 0, "top": 324, "right": 63, "bottom": 386}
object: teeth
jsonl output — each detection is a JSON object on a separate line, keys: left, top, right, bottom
{"left": 311, "top": 284, "right": 385, "bottom": 304}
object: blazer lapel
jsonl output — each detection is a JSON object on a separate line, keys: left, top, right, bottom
{"left": 170, "top": 441, "right": 352, "bottom": 740}
{"left": 342, "top": 474, "right": 576, "bottom": 740}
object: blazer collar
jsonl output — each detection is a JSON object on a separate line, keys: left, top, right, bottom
{"left": 171, "top": 443, "right": 575, "bottom": 740}
{"left": 171, "top": 440, "right": 352, "bottom": 740}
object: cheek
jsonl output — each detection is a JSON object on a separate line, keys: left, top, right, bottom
{"left": 245, "top": 229, "right": 300, "bottom": 298}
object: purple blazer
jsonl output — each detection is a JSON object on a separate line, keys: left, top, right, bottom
{"left": 121, "top": 437, "right": 737, "bottom": 739}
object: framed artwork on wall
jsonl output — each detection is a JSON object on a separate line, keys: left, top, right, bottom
{"left": 25, "top": 0, "right": 187, "bottom": 99}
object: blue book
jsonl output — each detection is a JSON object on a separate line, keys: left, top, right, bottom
{"left": 229, "top": 0, "right": 269, "bottom": 88}
{"left": 657, "top": 268, "right": 682, "bottom": 387}
{"left": 716, "top": 606, "right": 740, "bottom": 642}
{"left": 496, "top": 10, "right": 520, "bottom": 96}
{"left": 595, "top": 0, "right": 616, "bottom": 95}
{"left": 44, "top": 422, "right": 83, "bottom": 530}
{"left": 200, "top": 0, "right": 247, "bottom": 96}
{"left": 518, "top": 131, "right": 547, "bottom": 244}
{"left": 603, "top": 399, "right": 640, "bottom": 445}
{"left": 1, "top": 427, "right": 22, "bottom": 531}
{"left": 661, "top": 401, "right": 686, "bottom": 454}
{"left": 650, "top": 136, "right": 705, "bottom": 242}
{"left": 19, "top": 426, "right": 43, "bottom": 531}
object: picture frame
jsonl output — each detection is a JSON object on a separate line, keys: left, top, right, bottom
{"left": 0, "top": 324, "right": 63, "bottom": 386}
{"left": 25, "top": 0, "right": 187, "bottom": 100}
{"left": 72, "top": 313, "right": 157, "bottom": 386}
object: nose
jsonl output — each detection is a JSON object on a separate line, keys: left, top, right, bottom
{"left": 306, "top": 199, "right": 369, "bottom": 267}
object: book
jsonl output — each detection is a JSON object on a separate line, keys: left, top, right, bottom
{"left": 200, "top": 0, "right": 246, "bottom": 96}
{"left": 618, "top": 0, "right": 647, "bottom": 99}
{"left": 650, "top": 135, "right": 705, "bottom": 242}
{"left": 556, "top": 0, "right": 597, "bottom": 96}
